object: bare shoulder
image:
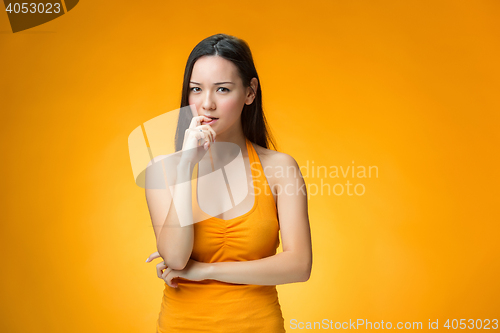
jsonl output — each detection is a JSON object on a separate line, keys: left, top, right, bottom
{"left": 251, "top": 143, "right": 300, "bottom": 173}
{"left": 251, "top": 143, "right": 305, "bottom": 209}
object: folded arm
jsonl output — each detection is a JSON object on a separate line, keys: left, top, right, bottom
{"left": 206, "top": 153, "right": 312, "bottom": 285}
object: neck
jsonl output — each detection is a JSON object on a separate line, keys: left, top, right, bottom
{"left": 214, "top": 122, "right": 247, "bottom": 153}
{"left": 207, "top": 123, "right": 251, "bottom": 173}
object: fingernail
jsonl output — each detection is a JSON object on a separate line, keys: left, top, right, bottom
{"left": 145, "top": 258, "right": 150, "bottom": 262}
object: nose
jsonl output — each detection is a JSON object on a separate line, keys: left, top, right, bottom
{"left": 201, "top": 91, "right": 216, "bottom": 112}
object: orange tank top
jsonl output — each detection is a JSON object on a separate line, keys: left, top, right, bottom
{"left": 156, "top": 138, "right": 286, "bottom": 333}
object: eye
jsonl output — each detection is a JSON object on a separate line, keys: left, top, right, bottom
{"left": 189, "top": 87, "right": 200, "bottom": 92}
{"left": 217, "top": 87, "right": 230, "bottom": 92}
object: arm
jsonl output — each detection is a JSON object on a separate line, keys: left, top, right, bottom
{"left": 206, "top": 153, "right": 312, "bottom": 285}
{"left": 145, "top": 158, "right": 194, "bottom": 270}
{"left": 146, "top": 116, "right": 216, "bottom": 271}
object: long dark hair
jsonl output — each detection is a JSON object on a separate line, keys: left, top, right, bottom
{"left": 174, "top": 33, "right": 277, "bottom": 152}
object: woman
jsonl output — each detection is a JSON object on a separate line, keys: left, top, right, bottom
{"left": 145, "top": 33, "right": 312, "bottom": 333}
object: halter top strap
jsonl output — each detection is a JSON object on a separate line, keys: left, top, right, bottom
{"left": 190, "top": 138, "right": 277, "bottom": 223}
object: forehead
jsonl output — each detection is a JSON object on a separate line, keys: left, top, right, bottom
{"left": 190, "top": 56, "right": 240, "bottom": 83}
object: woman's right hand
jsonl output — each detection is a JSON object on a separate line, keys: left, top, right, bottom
{"left": 180, "top": 115, "right": 216, "bottom": 164}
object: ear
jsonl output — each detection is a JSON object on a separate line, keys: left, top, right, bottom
{"left": 245, "top": 77, "right": 258, "bottom": 105}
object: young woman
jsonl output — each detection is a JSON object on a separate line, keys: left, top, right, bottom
{"left": 145, "top": 33, "right": 312, "bottom": 333}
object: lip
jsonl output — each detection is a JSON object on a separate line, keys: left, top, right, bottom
{"left": 202, "top": 118, "right": 218, "bottom": 125}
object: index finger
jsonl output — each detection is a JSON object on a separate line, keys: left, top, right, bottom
{"left": 145, "top": 251, "right": 161, "bottom": 262}
{"left": 189, "top": 116, "right": 212, "bottom": 129}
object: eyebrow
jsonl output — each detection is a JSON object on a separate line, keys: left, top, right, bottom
{"left": 189, "top": 81, "right": 235, "bottom": 85}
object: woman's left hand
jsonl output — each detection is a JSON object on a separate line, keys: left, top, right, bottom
{"left": 146, "top": 251, "right": 211, "bottom": 288}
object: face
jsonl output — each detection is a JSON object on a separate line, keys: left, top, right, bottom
{"left": 188, "top": 55, "right": 255, "bottom": 138}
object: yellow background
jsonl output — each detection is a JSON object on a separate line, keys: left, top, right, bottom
{"left": 1, "top": 0, "right": 498, "bottom": 331}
